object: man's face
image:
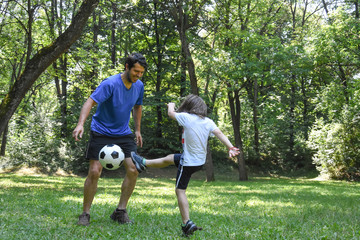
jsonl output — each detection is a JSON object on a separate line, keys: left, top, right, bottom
{"left": 125, "top": 62, "right": 145, "bottom": 83}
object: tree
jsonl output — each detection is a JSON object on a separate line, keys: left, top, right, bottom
{"left": 170, "top": 0, "right": 209, "bottom": 95}
{"left": 0, "top": 0, "right": 100, "bottom": 137}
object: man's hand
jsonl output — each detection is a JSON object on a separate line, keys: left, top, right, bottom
{"left": 72, "top": 98, "right": 96, "bottom": 142}
{"left": 135, "top": 131, "right": 143, "bottom": 147}
{"left": 72, "top": 125, "right": 84, "bottom": 141}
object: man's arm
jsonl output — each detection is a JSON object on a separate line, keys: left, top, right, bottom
{"left": 133, "top": 104, "right": 143, "bottom": 147}
{"left": 72, "top": 97, "right": 97, "bottom": 141}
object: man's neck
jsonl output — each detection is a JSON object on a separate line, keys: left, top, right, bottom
{"left": 121, "top": 72, "right": 132, "bottom": 89}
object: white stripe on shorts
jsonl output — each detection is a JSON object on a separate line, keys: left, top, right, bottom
{"left": 176, "top": 165, "right": 184, "bottom": 188}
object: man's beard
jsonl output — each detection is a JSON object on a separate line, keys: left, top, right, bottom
{"left": 126, "top": 71, "right": 133, "bottom": 83}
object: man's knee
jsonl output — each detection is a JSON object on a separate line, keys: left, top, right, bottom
{"left": 127, "top": 167, "right": 139, "bottom": 178}
{"left": 87, "top": 160, "right": 102, "bottom": 180}
{"left": 125, "top": 158, "right": 139, "bottom": 177}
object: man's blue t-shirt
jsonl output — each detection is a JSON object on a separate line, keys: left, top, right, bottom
{"left": 90, "top": 73, "right": 144, "bottom": 137}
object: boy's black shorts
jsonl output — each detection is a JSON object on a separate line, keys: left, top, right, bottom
{"left": 174, "top": 153, "right": 203, "bottom": 190}
{"left": 85, "top": 131, "right": 137, "bottom": 160}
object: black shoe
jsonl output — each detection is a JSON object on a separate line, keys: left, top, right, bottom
{"left": 182, "top": 220, "right": 202, "bottom": 237}
{"left": 131, "top": 152, "right": 146, "bottom": 173}
{"left": 77, "top": 212, "right": 90, "bottom": 226}
{"left": 110, "top": 208, "right": 133, "bottom": 224}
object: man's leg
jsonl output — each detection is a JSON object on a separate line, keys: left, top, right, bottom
{"left": 83, "top": 160, "right": 102, "bottom": 213}
{"left": 78, "top": 160, "right": 102, "bottom": 226}
{"left": 110, "top": 157, "right": 138, "bottom": 224}
{"left": 117, "top": 157, "right": 139, "bottom": 209}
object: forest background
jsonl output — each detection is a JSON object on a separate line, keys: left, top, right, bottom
{"left": 0, "top": 0, "right": 359, "bottom": 181}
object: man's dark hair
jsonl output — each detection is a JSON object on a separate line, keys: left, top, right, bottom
{"left": 125, "top": 53, "right": 148, "bottom": 70}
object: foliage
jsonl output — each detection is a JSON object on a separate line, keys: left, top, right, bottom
{"left": 2, "top": 92, "right": 88, "bottom": 174}
{"left": 0, "top": 1, "right": 360, "bottom": 180}
{"left": 1, "top": 174, "right": 360, "bottom": 239}
{"left": 308, "top": 106, "right": 360, "bottom": 181}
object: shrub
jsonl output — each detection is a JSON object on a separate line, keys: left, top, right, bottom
{"left": 308, "top": 108, "right": 360, "bottom": 181}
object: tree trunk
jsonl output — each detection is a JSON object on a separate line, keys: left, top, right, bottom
{"left": 204, "top": 79, "right": 219, "bottom": 182}
{"left": 154, "top": 1, "right": 163, "bottom": 146}
{"left": 60, "top": 54, "right": 68, "bottom": 138}
{"left": 0, "top": 0, "right": 100, "bottom": 136}
{"left": 253, "top": 76, "right": 260, "bottom": 163}
{"left": 91, "top": 10, "right": 99, "bottom": 85}
{"left": 111, "top": 2, "right": 117, "bottom": 68}
{"left": 301, "top": 76, "right": 309, "bottom": 140}
{"left": 205, "top": 143, "right": 215, "bottom": 182}
{"left": 171, "top": 0, "right": 198, "bottom": 95}
{"left": 0, "top": 123, "right": 8, "bottom": 156}
{"left": 54, "top": 57, "right": 68, "bottom": 138}
{"left": 289, "top": 76, "right": 296, "bottom": 159}
{"left": 228, "top": 90, "right": 248, "bottom": 181}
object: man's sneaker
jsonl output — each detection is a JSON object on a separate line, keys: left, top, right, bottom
{"left": 110, "top": 208, "right": 133, "bottom": 224}
{"left": 77, "top": 212, "right": 90, "bottom": 226}
{"left": 131, "top": 152, "right": 146, "bottom": 173}
{"left": 182, "top": 220, "right": 202, "bottom": 236}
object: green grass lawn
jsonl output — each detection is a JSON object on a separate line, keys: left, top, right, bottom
{"left": 0, "top": 172, "right": 359, "bottom": 239}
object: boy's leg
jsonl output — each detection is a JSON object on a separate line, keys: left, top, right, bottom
{"left": 146, "top": 154, "right": 175, "bottom": 168}
{"left": 131, "top": 153, "right": 178, "bottom": 172}
{"left": 176, "top": 188, "right": 202, "bottom": 236}
{"left": 175, "top": 164, "right": 203, "bottom": 236}
{"left": 175, "top": 188, "right": 190, "bottom": 224}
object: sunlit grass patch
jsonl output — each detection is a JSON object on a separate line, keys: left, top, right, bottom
{"left": 1, "top": 173, "right": 360, "bottom": 239}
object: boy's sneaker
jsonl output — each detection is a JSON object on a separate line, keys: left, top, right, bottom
{"left": 131, "top": 152, "right": 146, "bottom": 173}
{"left": 110, "top": 208, "right": 133, "bottom": 224}
{"left": 182, "top": 220, "right": 202, "bottom": 236}
{"left": 77, "top": 212, "right": 90, "bottom": 226}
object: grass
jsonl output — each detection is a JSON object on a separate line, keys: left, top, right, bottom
{"left": 0, "top": 171, "right": 360, "bottom": 239}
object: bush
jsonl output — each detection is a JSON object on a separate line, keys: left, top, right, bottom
{"left": 3, "top": 103, "right": 88, "bottom": 175}
{"left": 308, "top": 108, "right": 360, "bottom": 181}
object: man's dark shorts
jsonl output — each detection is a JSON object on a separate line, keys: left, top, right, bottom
{"left": 173, "top": 153, "right": 203, "bottom": 190}
{"left": 86, "top": 131, "right": 136, "bottom": 160}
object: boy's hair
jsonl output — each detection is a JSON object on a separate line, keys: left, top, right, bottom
{"left": 177, "top": 94, "right": 207, "bottom": 118}
{"left": 125, "top": 53, "right": 148, "bottom": 70}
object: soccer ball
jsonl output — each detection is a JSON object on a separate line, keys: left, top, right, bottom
{"left": 98, "top": 144, "right": 125, "bottom": 170}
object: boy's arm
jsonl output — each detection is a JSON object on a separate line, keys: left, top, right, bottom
{"left": 167, "top": 102, "right": 176, "bottom": 120}
{"left": 212, "top": 128, "right": 240, "bottom": 158}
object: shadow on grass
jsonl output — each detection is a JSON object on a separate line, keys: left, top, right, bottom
{"left": 1, "top": 172, "right": 360, "bottom": 239}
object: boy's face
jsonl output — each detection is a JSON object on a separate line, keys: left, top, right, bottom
{"left": 125, "top": 63, "right": 145, "bottom": 83}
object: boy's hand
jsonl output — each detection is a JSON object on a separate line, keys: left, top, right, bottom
{"left": 167, "top": 102, "right": 176, "bottom": 120}
{"left": 229, "top": 147, "right": 240, "bottom": 158}
{"left": 167, "top": 102, "right": 175, "bottom": 108}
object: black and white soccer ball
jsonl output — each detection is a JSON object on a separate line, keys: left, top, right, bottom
{"left": 98, "top": 144, "right": 125, "bottom": 170}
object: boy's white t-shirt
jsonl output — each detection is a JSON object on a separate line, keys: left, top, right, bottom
{"left": 175, "top": 112, "right": 218, "bottom": 166}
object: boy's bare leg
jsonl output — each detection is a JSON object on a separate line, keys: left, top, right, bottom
{"left": 175, "top": 188, "right": 190, "bottom": 224}
{"left": 144, "top": 154, "right": 175, "bottom": 168}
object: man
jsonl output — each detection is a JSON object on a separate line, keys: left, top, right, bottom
{"left": 72, "top": 53, "right": 147, "bottom": 226}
